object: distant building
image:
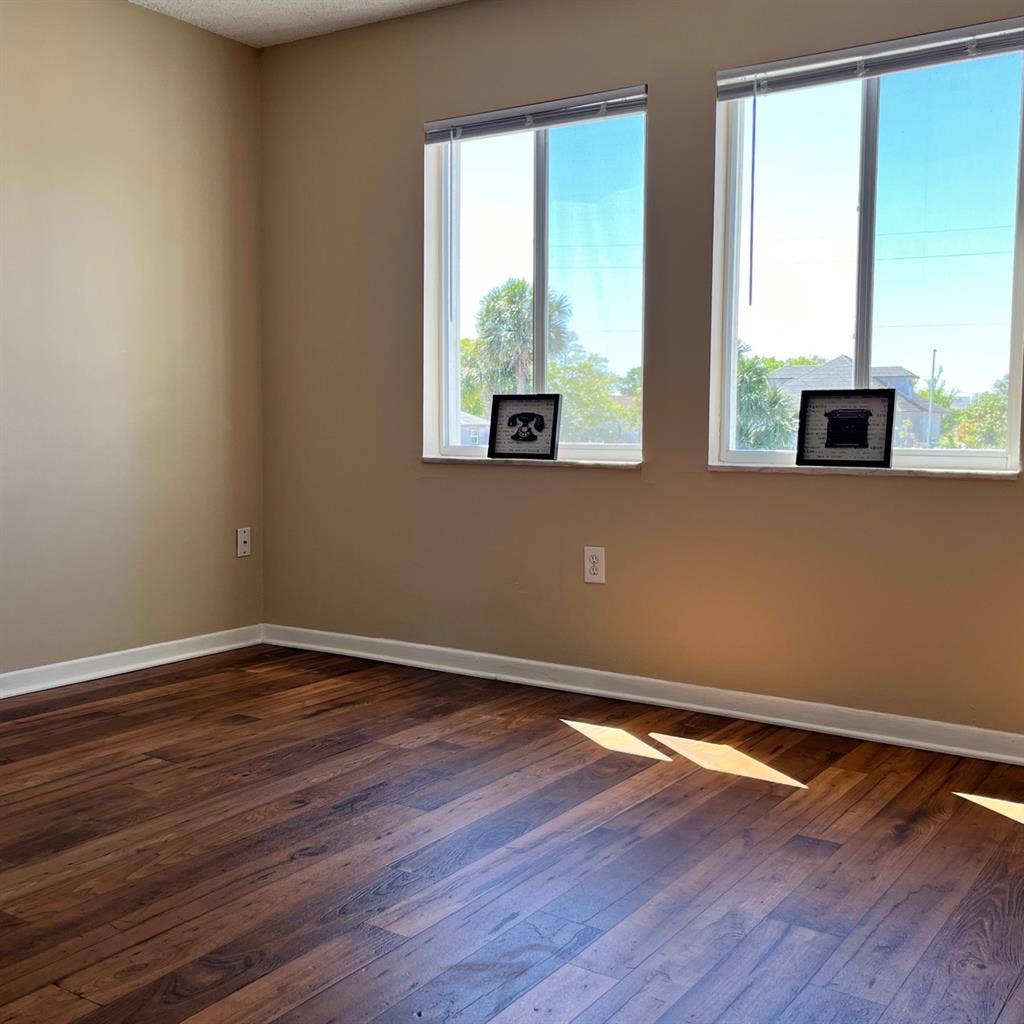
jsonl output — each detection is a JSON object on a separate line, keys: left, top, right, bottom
{"left": 770, "top": 355, "right": 945, "bottom": 445}
{"left": 460, "top": 410, "right": 490, "bottom": 446}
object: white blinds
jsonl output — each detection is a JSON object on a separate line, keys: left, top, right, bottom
{"left": 717, "top": 17, "right": 1024, "bottom": 101}
{"left": 424, "top": 86, "right": 647, "bottom": 145}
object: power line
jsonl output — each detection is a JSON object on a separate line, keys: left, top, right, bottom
{"left": 875, "top": 249, "right": 1012, "bottom": 261}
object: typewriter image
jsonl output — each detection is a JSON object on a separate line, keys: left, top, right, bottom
{"left": 824, "top": 408, "right": 872, "bottom": 448}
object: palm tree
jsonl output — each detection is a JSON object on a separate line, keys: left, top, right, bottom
{"left": 474, "top": 278, "right": 575, "bottom": 393}
{"left": 736, "top": 343, "right": 797, "bottom": 450}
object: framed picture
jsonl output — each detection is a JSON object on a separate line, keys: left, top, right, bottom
{"left": 487, "top": 394, "right": 562, "bottom": 460}
{"left": 796, "top": 389, "right": 895, "bottom": 468}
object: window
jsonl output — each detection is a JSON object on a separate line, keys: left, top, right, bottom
{"left": 424, "top": 89, "right": 647, "bottom": 462}
{"left": 712, "top": 20, "right": 1024, "bottom": 472}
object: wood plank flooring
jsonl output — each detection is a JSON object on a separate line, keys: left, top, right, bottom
{"left": 1, "top": 644, "right": 1022, "bottom": 1023}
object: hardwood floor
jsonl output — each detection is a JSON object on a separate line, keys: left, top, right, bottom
{"left": 0, "top": 644, "right": 1022, "bottom": 1024}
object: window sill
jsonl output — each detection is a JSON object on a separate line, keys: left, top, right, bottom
{"left": 423, "top": 455, "right": 643, "bottom": 469}
{"left": 708, "top": 462, "right": 1019, "bottom": 480}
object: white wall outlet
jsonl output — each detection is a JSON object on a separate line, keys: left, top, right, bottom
{"left": 584, "top": 545, "right": 605, "bottom": 584}
{"left": 236, "top": 527, "right": 252, "bottom": 558}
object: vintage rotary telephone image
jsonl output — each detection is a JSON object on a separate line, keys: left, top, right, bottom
{"left": 487, "top": 394, "right": 562, "bottom": 459}
{"left": 507, "top": 411, "right": 546, "bottom": 443}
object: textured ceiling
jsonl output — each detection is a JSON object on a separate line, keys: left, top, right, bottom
{"left": 128, "top": 0, "right": 472, "bottom": 48}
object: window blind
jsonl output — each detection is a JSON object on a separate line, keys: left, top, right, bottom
{"left": 424, "top": 86, "right": 647, "bottom": 145}
{"left": 717, "top": 17, "right": 1024, "bottom": 101}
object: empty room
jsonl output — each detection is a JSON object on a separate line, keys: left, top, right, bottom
{"left": 2, "top": 0, "right": 1023, "bottom": 1021}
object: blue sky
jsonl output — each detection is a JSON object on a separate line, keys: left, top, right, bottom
{"left": 547, "top": 115, "right": 645, "bottom": 374}
{"left": 873, "top": 53, "right": 1021, "bottom": 394}
{"left": 739, "top": 52, "right": 1022, "bottom": 396}
{"left": 457, "top": 53, "right": 1022, "bottom": 396}
{"left": 457, "top": 114, "right": 645, "bottom": 376}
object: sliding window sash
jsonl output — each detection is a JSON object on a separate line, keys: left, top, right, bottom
{"left": 431, "top": 88, "right": 647, "bottom": 461}
{"left": 437, "top": 129, "right": 550, "bottom": 453}
{"left": 716, "top": 55, "right": 1024, "bottom": 471}
{"left": 853, "top": 78, "right": 879, "bottom": 390}
{"left": 440, "top": 140, "right": 461, "bottom": 450}
{"left": 719, "top": 100, "right": 745, "bottom": 456}
{"left": 1005, "top": 60, "right": 1024, "bottom": 472}
{"left": 532, "top": 129, "right": 549, "bottom": 394}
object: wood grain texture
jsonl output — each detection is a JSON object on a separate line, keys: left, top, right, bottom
{"left": 0, "top": 645, "right": 1021, "bottom": 1024}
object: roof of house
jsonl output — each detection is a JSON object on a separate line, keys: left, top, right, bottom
{"left": 459, "top": 410, "right": 490, "bottom": 426}
{"left": 871, "top": 366, "right": 919, "bottom": 379}
{"left": 769, "top": 355, "right": 941, "bottom": 417}
{"left": 769, "top": 355, "right": 856, "bottom": 390}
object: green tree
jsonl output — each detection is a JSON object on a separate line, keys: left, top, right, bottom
{"left": 735, "top": 344, "right": 797, "bottom": 450}
{"left": 894, "top": 365, "right": 956, "bottom": 448}
{"left": 783, "top": 355, "right": 827, "bottom": 367}
{"left": 461, "top": 278, "right": 640, "bottom": 444}
{"left": 621, "top": 366, "right": 642, "bottom": 398}
{"left": 619, "top": 366, "right": 643, "bottom": 435}
{"left": 459, "top": 337, "right": 487, "bottom": 418}
{"left": 472, "top": 278, "right": 575, "bottom": 396}
{"left": 759, "top": 355, "right": 827, "bottom": 372}
{"left": 940, "top": 375, "right": 1009, "bottom": 450}
{"left": 916, "top": 366, "right": 957, "bottom": 412}
{"left": 549, "top": 344, "right": 636, "bottom": 443}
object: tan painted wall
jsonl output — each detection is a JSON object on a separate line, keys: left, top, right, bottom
{"left": 1, "top": 1, "right": 262, "bottom": 671}
{"left": 261, "top": 0, "right": 1024, "bottom": 733}
{"left": 3, "top": 0, "right": 1021, "bottom": 734}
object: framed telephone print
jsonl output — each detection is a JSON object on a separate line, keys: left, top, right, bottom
{"left": 487, "top": 394, "right": 562, "bottom": 460}
{"left": 796, "top": 389, "right": 895, "bottom": 468}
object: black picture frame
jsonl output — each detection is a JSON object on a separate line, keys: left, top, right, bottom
{"left": 487, "top": 394, "right": 562, "bottom": 460}
{"left": 796, "top": 389, "right": 896, "bottom": 468}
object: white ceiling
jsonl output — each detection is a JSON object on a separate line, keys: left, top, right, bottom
{"left": 129, "top": 0, "right": 472, "bottom": 48}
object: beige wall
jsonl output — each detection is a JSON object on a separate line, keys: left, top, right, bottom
{"left": 3, "top": 0, "right": 1021, "bottom": 734}
{"left": 1, "top": 1, "right": 262, "bottom": 671}
{"left": 261, "top": 0, "right": 1024, "bottom": 733}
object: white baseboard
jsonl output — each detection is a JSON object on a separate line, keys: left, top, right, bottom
{"left": 262, "top": 623, "right": 1024, "bottom": 766}
{"left": 0, "top": 625, "right": 264, "bottom": 701}
{"left": 4, "top": 621, "right": 1020, "bottom": 767}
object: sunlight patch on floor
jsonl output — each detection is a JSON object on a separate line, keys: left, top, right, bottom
{"left": 649, "top": 734, "right": 807, "bottom": 788}
{"left": 561, "top": 720, "right": 672, "bottom": 761}
{"left": 955, "top": 792, "right": 1024, "bottom": 825}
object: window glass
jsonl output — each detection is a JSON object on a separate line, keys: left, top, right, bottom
{"left": 731, "top": 82, "right": 862, "bottom": 451}
{"left": 871, "top": 53, "right": 1023, "bottom": 452}
{"left": 719, "top": 51, "right": 1024, "bottom": 470}
{"left": 428, "top": 103, "right": 647, "bottom": 461}
{"left": 546, "top": 115, "right": 645, "bottom": 445}
{"left": 455, "top": 131, "right": 534, "bottom": 449}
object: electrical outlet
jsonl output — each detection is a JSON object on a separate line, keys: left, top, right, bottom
{"left": 236, "top": 527, "right": 252, "bottom": 558}
{"left": 584, "top": 545, "right": 605, "bottom": 584}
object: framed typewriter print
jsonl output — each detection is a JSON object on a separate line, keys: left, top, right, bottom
{"left": 487, "top": 394, "right": 562, "bottom": 460}
{"left": 796, "top": 389, "right": 895, "bottom": 468}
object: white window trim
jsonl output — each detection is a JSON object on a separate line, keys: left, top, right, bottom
{"left": 423, "top": 101, "right": 646, "bottom": 465}
{"left": 434, "top": 442, "right": 643, "bottom": 463}
{"left": 709, "top": 62, "right": 1024, "bottom": 476}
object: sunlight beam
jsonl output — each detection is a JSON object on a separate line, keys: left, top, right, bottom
{"left": 955, "top": 792, "right": 1024, "bottom": 825}
{"left": 649, "top": 734, "right": 807, "bottom": 788}
{"left": 561, "top": 720, "right": 672, "bottom": 761}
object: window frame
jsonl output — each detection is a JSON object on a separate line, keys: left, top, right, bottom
{"left": 710, "top": 63, "right": 1024, "bottom": 475}
{"left": 423, "top": 109, "right": 647, "bottom": 465}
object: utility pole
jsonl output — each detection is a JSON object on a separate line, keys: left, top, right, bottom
{"left": 926, "top": 348, "right": 937, "bottom": 447}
